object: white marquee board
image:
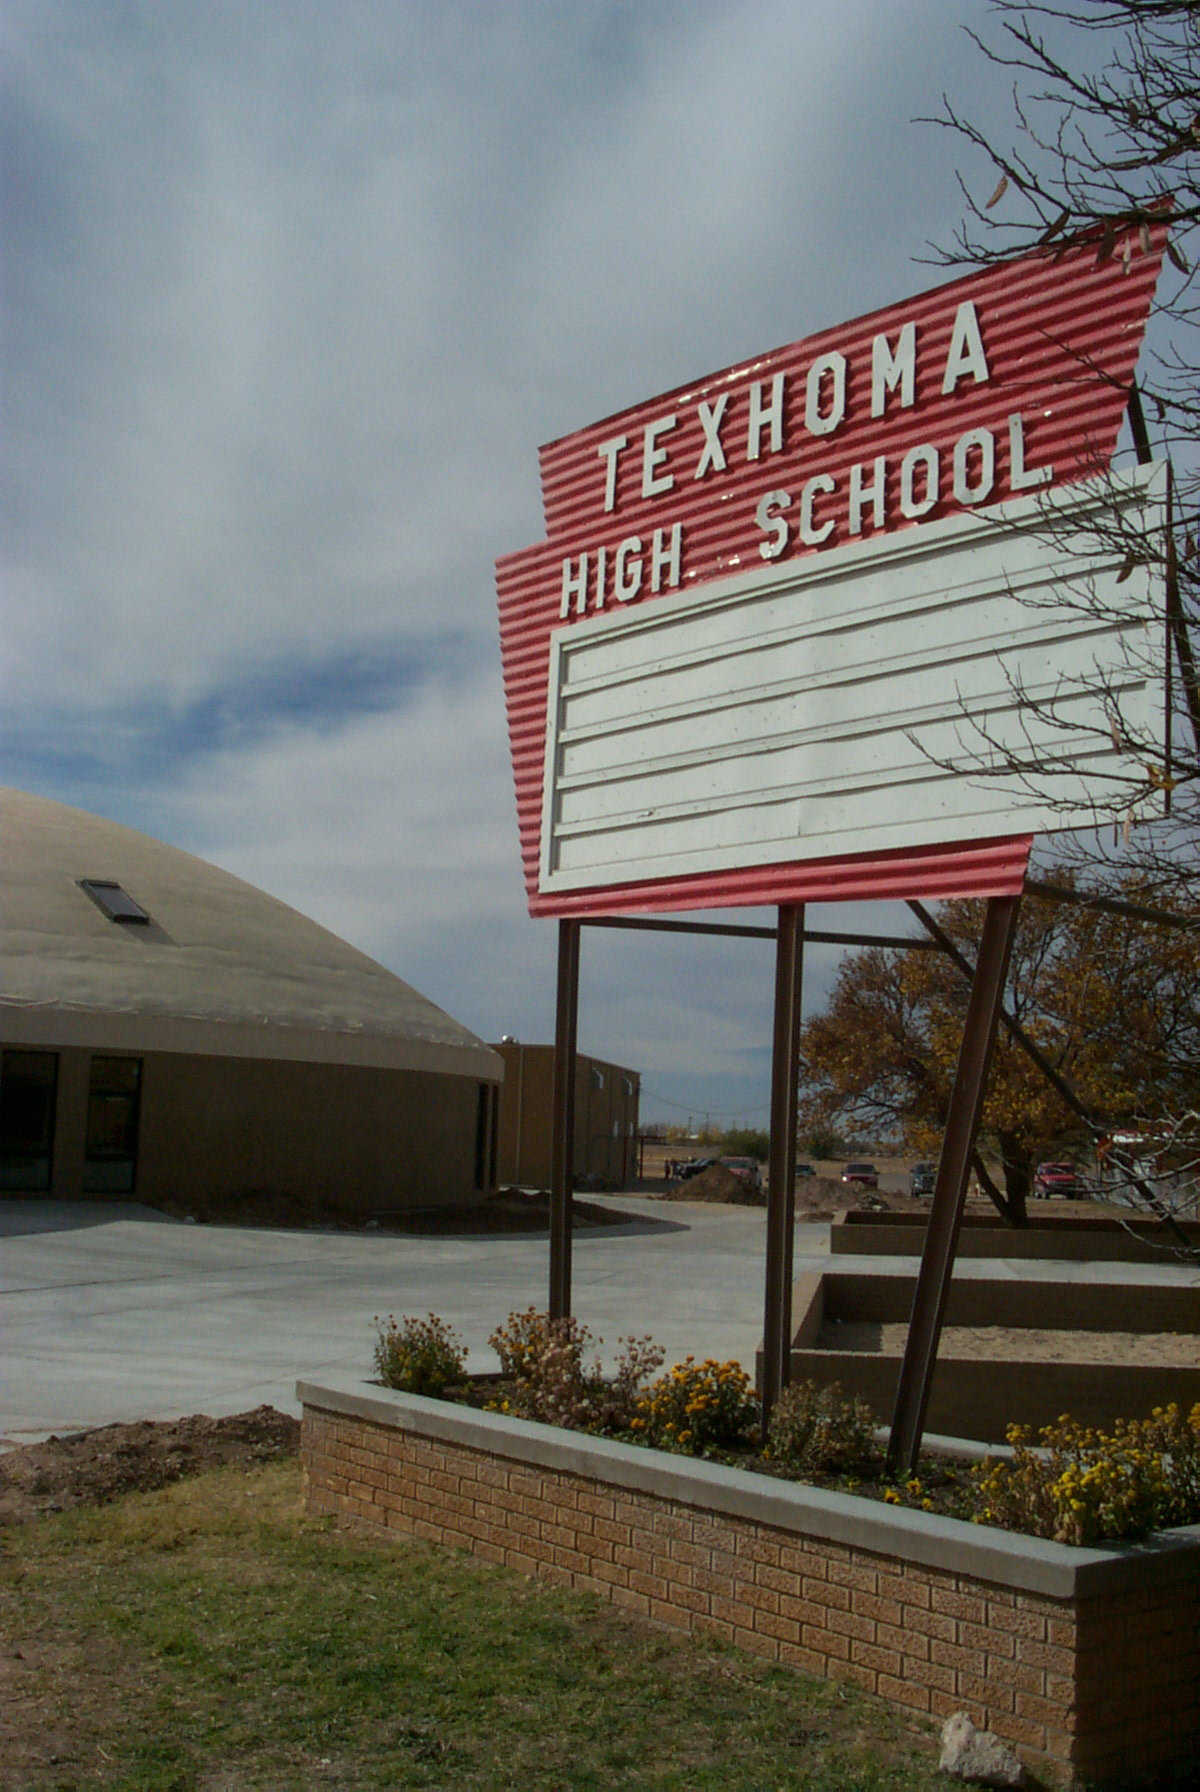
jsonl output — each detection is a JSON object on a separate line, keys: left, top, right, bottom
{"left": 539, "top": 465, "right": 1166, "bottom": 895}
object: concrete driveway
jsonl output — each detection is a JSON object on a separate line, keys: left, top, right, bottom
{"left": 0, "top": 1197, "right": 833, "bottom": 1447}
{"left": 8, "top": 1196, "right": 1195, "bottom": 1449}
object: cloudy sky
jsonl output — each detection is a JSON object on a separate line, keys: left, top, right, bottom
{"left": 6, "top": 1, "right": 1068, "bottom": 1128}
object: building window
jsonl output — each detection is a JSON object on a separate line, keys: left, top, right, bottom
{"left": 0, "top": 1050, "right": 58, "bottom": 1190}
{"left": 79, "top": 879, "right": 150, "bottom": 925}
{"left": 83, "top": 1057, "right": 142, "bottom": 1194}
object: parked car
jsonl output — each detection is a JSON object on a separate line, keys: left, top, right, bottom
{"left": 795, "top": 1162, "right": 815, "bottom": 1181}
{"left": 674, "top": 1156, "right": 715, "bottom": 1181}
{"left": 719, "top": 1156, "right": 762, "bottom": 1192}
{"left": 1033, "top": 1161, "right": 1083, "bottom": 1199}
{"left": 840, "top": 1162, "right": 879, "bottom": 1189}
{"left": 909, "top": 1162, "right": 936, "bottom": 1197}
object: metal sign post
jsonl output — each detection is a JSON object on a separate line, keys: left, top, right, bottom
{"left": 887, "top": 893, "right": 1021, "bottom": 1473}
{"left": 549, "top": 918, "right": 580, "bottom": 1319}
{"left": 762, "top": 903, "right": 804, "bottom": 1427}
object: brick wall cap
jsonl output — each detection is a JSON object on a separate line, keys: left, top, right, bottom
{"left": 298, "top": 1377, "right": 1200, "bottom": 1601}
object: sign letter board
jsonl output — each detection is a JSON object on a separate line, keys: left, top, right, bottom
{"left": 496, "top": 232, "right": 1166, "bottom": 918}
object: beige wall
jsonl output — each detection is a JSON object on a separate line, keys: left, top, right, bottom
{"left": 492, "top": 1044, "right": 639, "bottom": 1189}
{"left": 5, "top": 1041, "right": 497, "bottom": 1216}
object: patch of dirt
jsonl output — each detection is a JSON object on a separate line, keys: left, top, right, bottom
{"left": 659, "top": 1169, "right": 966, "bottom": 1217}
{"left": 0, "top": 1405, "right": 299, "bottom": 1527}
{"left": 661, "top": 1163, "right": 763, "bottom": 1205}
{"left": 150, "top": 1188, "right": 628, "bottom": 1233}
{"left": 370, "top": 1190, "right": 631, "bottom": 1233}
{"left": 790, "top": 1176, "right": 887, "bottom": 1220}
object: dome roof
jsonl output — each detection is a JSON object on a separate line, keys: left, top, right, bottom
{"left": 1, "top": 788, "right": 500, "bottom": 1080}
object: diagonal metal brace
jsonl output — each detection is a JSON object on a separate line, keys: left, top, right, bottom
{"left": 761, "top": 904, "right": 804, "bottom": 1431}
{"left": 887, "top": 894, "right": 1022, "bottom": 1473}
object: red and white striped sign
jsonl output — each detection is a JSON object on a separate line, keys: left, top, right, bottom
{"left": 497, "top": 230, "right": 1165, "bottom": 916}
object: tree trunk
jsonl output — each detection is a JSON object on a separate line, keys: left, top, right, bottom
{"left": 971, "top": 1147, "right": 1030, "bottom": 1227}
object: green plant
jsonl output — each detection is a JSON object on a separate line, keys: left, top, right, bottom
{"left": 487, "top": 1308, "right": 598, "bottom": 1427}
{"left": 766, "top": 1379, "right": 880, "bottom": 1477}
{"left": 969, "top": 1403, "right": 1200, "bottom": 1545}
{"left": 1141, "top": 1401, "right": 1200, "bottom": 1526}
{"left": 373, "top": 1312, "right": 467, "bottom": 1395}
{"left": 802, "top": 1127, "right": 845, "bottom": 1161}
{"left": 721, "top": 1128, "right": 769, "bottom": 1162}
{"left": 633, "top": 1356, "right": 758, "bottom": 1455}
{"left": 487, "top": 1309, "right": 663, "bottom": 1432}
{"left": 606, "top": 1333, "right": 667, "bottom": 1425}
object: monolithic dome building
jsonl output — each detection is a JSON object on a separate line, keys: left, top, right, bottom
{"left": 0, "top": 788, "right": 501, "bottom": 1215}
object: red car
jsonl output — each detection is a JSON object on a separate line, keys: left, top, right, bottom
{"left": 841, "top": 1162, "right": 879, "bottom": 1189}
{"left": 719, "top": 1156, "right": 763, "bottom": 1192}
{"left": 1033, "top": 1161, "right": 1082, "bottom": 1199}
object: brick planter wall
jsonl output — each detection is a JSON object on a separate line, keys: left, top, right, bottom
{"left": 299, "top": 1376, "right": 1200, "bottom": 1788}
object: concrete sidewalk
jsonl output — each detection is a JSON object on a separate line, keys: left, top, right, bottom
{"left": 4, "top": 1196, "right": 1196, "bottom": 1448}
{"left": 0, "top": 1197, "right": 831, "bottom": 1446}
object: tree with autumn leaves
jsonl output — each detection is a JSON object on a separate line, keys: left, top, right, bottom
{"left": 797, "top": 882, "right": 1200, "bottom": 1226}
{"left": 927, "top": 1, "right": 1199, "bottom": 894}
{"left": 801, "top": 8, "right": 1200, "bottom": 1230}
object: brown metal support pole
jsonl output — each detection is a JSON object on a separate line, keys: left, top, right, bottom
{"left": 780, "top": 905, "right": 804, "bottom": 1394}
{"left": 887, "top": 894, "right": 1021, "bottom": 1474}
{"left": 549, "top": 918, "right": 580, "bottom": 1319}
{"left": 762, "top": 903, "right": 804, "bottom": 1433}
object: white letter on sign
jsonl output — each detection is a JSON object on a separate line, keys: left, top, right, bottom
{"left": 871, "top": 322, "right": 915, "bottom": 417}
{"left": 642, "top": 416, "right": 677, "bottom": 499}
{"left": 848, "top": 456, "right": 886, "bottom": 534}
{"left": 799, "top": 474, "right": 836, "bottom": 546}
{"left": 561, "top": 554, "right": 588, "bottom": 619}
{"left": 650, "top": 523, "right": 682, "bottom": 591}
{"left": 756, "top": 489, "right": 792, "bottom": 560}
{"left": 941, "top": 301, "right": 990, "bottom": 394}
{"left": 694, "top": 394, "right": 729, "bottom": 478}
{"left": 593, "top": 545, "right": 607, "bottom": 611}
{"left": 953, "top": 427, "right": 995, "bottom": 504}
{"left": 598, "top": 435, "right": 626, "bottom": 513}
{"left": 747, "top": 374, "right": 785, "bottom": 461}
{"left": 615, "top": 537, "right": 642, "bottom": 603}
{"left": 1009, "top": 412, "right": 1053, "bottom": 491}
{"left": 900, "top": 443, "right": 939, "bottom": 519}
{"left": 805, "top": 352, "right": 846, "bottom": 437}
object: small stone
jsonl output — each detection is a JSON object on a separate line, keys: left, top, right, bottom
{"left": 939, "top": 1712, "right": 1028, "bottom": 1788}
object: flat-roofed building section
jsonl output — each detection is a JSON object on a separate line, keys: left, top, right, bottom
{"left": 1, "top": 789, "right": 501, "bottom": 1215}
{"left": 492, "top": 1042, "right": 638, "bottom": 1191}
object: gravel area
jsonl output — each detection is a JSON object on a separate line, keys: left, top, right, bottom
{"left": 817, "top": 1321, "right": 1200, "bottom": 1365}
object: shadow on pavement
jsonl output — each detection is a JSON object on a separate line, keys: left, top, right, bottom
{"left": 0, "top": 1199, "right": 183, "bottom": 1239}
{"left": 0, "top": 1195, "right": 691, "bottom": 1244}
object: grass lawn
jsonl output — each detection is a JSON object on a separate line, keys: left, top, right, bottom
{"left": 1, "top": 1458, "right": 954, "bottom": 1791}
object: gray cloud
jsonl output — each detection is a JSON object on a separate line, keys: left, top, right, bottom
{"left": 5, "top": 0, "right": 1024, "bottom": 1120}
